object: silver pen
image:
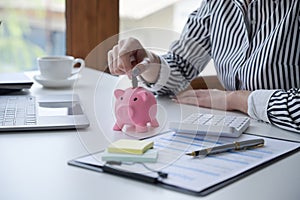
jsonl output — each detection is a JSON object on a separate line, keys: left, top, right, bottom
{"left": 186, "top": 139, "right": 265, "bottom": 157}
{"left": 130, "top": 56, "right": 151, "bottom": 88}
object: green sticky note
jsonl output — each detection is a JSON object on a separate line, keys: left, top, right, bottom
{"left": 102, "top": 149, "right": 158, "bottom": 163}
{"left": 107, "top": 139, "right": 154, "bottom": 155}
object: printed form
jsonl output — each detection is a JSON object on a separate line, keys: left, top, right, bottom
{"left": 74, "top": 132, "right": 300, "bottom": 193}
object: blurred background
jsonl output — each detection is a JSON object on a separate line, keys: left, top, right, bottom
{"left": 0, "top": 0, "right": 212, "bottom": 73}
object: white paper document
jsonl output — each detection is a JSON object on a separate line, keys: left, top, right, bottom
{"left": 73, "top": 132, "right": 300, "bottom": 194}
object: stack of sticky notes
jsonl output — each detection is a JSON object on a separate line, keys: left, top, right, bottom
{"left": 101, "top": 139, "right": 158, "bottom": 163}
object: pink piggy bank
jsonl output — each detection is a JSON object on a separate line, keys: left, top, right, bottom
{"left": 113, "top": 87, "right": 159, "bottom": 132}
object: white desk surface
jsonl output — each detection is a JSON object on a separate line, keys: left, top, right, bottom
{"left": 1, "top": 67, "right": 299, "bottom": 200}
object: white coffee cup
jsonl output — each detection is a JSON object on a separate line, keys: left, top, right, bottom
{"left": 37, "top": 56, "right": 85, "bottom": 80}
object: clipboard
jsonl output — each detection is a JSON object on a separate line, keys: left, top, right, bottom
{"left": 68, "top": 133, "right": 300, "bottom": 196}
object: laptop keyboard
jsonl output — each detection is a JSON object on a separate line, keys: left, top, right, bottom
{"left": 0, "top": 96, "right": 36, "bottom": 126}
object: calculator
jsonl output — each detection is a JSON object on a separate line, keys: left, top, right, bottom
{"left": 168, "top": 113, "right": 250, "bottom": 137}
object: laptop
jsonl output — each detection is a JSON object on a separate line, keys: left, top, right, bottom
{"left": 0, "top": 94, "right": 90, "bottom": 131}
{"left": 0, "top": 72, "right": 33, "bottom": 94}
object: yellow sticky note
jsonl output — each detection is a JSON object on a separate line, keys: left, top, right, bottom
{"left": 107, "top": 139, "right": 154, "bottom": 155}
{"left": 102, "top": 149, "right": 158, "bottom": 163}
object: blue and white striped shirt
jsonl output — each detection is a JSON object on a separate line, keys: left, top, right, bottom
{"left": 146, "top": 0, "right": 300, "bottom": 133}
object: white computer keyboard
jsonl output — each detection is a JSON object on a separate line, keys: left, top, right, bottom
{"left": 168, "top": 113, "right": 250, "bottom": 137}
{"left": 0, "top": 96, "right": 36, "bottom": 126}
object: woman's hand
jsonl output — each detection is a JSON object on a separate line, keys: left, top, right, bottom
{"left": 107, "top": 37, "right": 161, "bottom": 83}
{"left": 174, "top": 89, "right": 251, "bottom": 114}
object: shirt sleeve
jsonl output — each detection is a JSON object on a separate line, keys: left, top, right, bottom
{"left": 267, "top": 88, "right": 300, "bottom": 133}
{"left": 248, "top": 88, "right": 300, "bottom": 133}
{"left": 142, "top": 1, "right": 212, "bottom": 95}
{"left": 247, "top": 90, "right": 277, "bottom": 123}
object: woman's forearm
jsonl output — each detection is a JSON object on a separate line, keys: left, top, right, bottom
{"left": 227, "top": 90, "right": 251, "bottom": 114}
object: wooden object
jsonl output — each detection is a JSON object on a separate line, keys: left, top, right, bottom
{"left": 190, "top": 76, "right": 224, "bottom": 90}
{"left": 66, "top": 0, "right": 119, "bottom": 72}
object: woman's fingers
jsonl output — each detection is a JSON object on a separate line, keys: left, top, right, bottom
{"left": 108, "top": 37, "right": 146, "bottom": 75}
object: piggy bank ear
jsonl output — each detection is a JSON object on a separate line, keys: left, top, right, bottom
{"left": 138, "top": 91, "right": 148, "bottom": 101}
{"left": 114, "top": 89, "right": 125, "bottom": 98}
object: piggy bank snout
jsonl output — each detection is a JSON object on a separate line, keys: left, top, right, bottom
{"left": 113, "top": 87, "right": 159, "bottom": 132}
{"left": 116, "top": 104, "right": 129, "bottom": 116}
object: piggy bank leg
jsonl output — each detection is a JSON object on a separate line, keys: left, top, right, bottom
{"left": 150, "top": 118, "right": 159, "bottom": 127}
{"left": 135, "top": 124, "right": 148, "bottom": 133}
{"left": 113, "top": 122, "right": 123, "bottom": 131}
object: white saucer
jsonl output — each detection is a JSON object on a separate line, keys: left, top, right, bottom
{"left": 34, "top": 74, "right": 79, "bottom": 88}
